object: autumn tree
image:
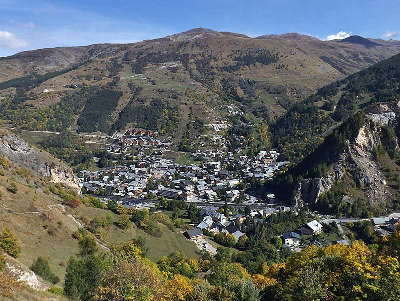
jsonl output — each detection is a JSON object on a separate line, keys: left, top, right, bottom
{"left": 0, "top": 228, "right": 21, "bottom": 258}
{"left": 96, "top": 258, "right": 168, "bottom": 301}
{"left": 116, "top": 213, "right": 131, "bottom": 230}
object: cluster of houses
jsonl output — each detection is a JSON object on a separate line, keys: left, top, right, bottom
{"left": 183, "top": 207, "right": 327, "bottom": 252}
{"left": 108, "top": 128, "right": 172, "bottom": 153}
{"left": 371, "top": 216, "right": 400, "bottom": 236}
{"left": 280, "top": 220, "right": 325, "bottom": 251}
{"left": 184, "top": 206, "right": 245, "bottom": 242}
{"left": 81, "top": 146, "right": 288, "bottom": 209}
{"left": 183, "top": 207, "right": 400, "bottom": 254}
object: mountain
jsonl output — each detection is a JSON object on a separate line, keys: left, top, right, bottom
{"left": 273, "top": 52, "right": 400, "bottom": 161}
{"left": 271, "top": 52, "right": 400, "bottom": 216}
{"left": 339, "top": 35, "right": 381, "bottom": 48}
{"left": 293, "top": 108, "right": 399, "bottom": 216}
{"left": 0, "top": 28, "right": 399, "bottom": 137}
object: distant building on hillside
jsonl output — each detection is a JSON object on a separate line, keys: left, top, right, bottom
{"left": 301, "top": 220, "right": 323, "bottom": 235}
{"left": 184, "top": 228, "right": 203, "bottom": 240}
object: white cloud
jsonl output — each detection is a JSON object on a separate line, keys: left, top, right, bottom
{"left": 325, "top": 31, "right": 351, "bottom": 41}
{"left": 382, "top": 31, "right": 399, "bottom": 39}
{"left": 0, "top": 30, "right": 28, "bottom": 49}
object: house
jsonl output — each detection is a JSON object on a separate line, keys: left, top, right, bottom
{"left": 232, "top": 230, "right": 245, "bottom": 241}
{"left": 226, "top": 190, "right": 240, "bottom": 201}
{"left": 283, "top": 237, "right": 300, "bottom": 248}
{"left": 301, "top": 220, "right": 323, "bottom": 235}
{"left": 197, "top": 216, "right": 213, "bottom": 230}
{"left": 233, "top": 214, "right": 246, "bottom": 224}
{"left": 184, "top": 228, "right": 203, "bottom": 240}
{"left": 226, "top": 223, "right": 240, "bottom": 234}
{"left": 199, "top": 206, "right": 219, "bottom": 218}
{"left": 210, "top": 221, "right": 227, "bottom": 233}
{"left": 282, "top": 232, "right": 301, "bottom": 248}
{"left": 180, "top": 180, "right": 194, "bottom": 192}
{"left": 311, "top": 240, "right": 323, "bottom": 248}
{"left": 375, "top": 227, "right": 390, "bottom": 237}
{"left": 157, "top": 188, "right": 182, "bottom": 200}
{"left": 228, "top": 179, "right": 240, "bottom": 188}
{"left": 282, "top": 232, "right": 301, "bottom": 240}
{"left": 372, "top": 217, "right": 390, "bottom": 226}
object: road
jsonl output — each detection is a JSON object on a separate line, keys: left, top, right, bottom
{"left": 320, "top": 212, "right": 400, "bottom": 224}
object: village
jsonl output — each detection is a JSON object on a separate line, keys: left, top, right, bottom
{"left": 79, "top": 127, "right": 400, "bottom": 255}
{"left": 81, "top": 126, "right": 289, "bottom": 208}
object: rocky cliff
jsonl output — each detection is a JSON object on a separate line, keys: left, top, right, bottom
{"left": 0, "top": 131, "right": 80, "bottom": 192}
{"left": 294, "top": 103, "right": 399, "bottom": 209}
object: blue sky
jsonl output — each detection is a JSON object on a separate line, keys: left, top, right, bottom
{"left": 0, "top": 0, "right": 399, "bottom": 57}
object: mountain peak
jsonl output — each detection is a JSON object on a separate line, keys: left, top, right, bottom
{"left": 181, "top": 27, "right": 217, "bottom": 34}
{"left": 338, "top": 35, "right": 381, "bottom": 48}
{"left": 168, "top": 27, "right": 221, "bottom": 41}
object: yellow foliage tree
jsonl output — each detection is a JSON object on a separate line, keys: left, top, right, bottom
{"left": 96, "top": 258, "right": 168, "bottom": 301}
{"left": 166, "top": 274, "right": 194, "bottom": 301}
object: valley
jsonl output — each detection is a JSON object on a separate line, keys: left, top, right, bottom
{"left": 0, "top": 27, "right": 400, "bottom": 301}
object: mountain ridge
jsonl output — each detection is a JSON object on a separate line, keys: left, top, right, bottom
{"left": 0, "top": 28, "right": 399, "bottom": 138}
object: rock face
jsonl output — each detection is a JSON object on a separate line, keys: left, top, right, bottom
{"left": 0, "top": 132, "right": 80, "bottom": 192}
{"left": 294, "top": 108, "right": 398, "bottom": 208}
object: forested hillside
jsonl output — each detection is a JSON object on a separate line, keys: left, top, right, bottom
{"left": 273, "top": 52, "right": 400, "bottom": 162}
{"left": 270, "top": 53, "right": 400, "bottom": 216}
{"left": 0, "top": 28, "right": 399, "bottom": 138}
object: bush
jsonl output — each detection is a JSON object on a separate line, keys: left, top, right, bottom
{"left": 145, "top": 220, "right": 162, "bottom": 237}
{"left": 0, "top": 228, "right": 21, "bottom": 258}
{"left": 6, "top": 182, "right": 17, "bottom": 194}
{"left": 214, "top": 233, "right": 236, "bottom": 247}
{"left": 0, "top": 253, "right": 5, "bottom": 271}
{"left": 152, "top": 213, "right": 175, "bottom": 231}
{"left": 68, "top": 198, "right": 82, "bottom": 208}
{"left": 116, "top": 214, "right": 131, "bottom": 230}
{"left": 47, "top": 286, "right": 63, "bottom": 295}
{"left": 79, "top": 236, "right": 98, "bottom": 256}
{"left": 30, "top": 257, "right": 60, "bottom": 284}
{"left": 0, "top": 156, "right": 10, "bottom": 169}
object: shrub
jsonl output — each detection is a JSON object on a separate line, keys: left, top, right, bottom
{"left": 6, "top": 182, "right": 17, "bottom": 194}
{"left": 47, "top": 286, "right": 64, "bottom": 295}
{"left": 0, "top": 253, "right": 5, "bottom": 271}
{"left": 130, "top": 209, "right": 149, "bottom": 227}
{"left": 85, "top": 195, "right": 104, "bottom": 208}
{"left": 116, "top": 214, "right": 131, "bottom": 230}
{"left": 68, "top": 198, "right": 82, "bottom": 208}
{"left": 214, "top": 233, "right": 236, "bottom": 247}
{"left": 0, "top": 228, "right": 21, "bottom": 258}
{"left": 30, "top": 257, "right": 60, "bottom": 284}
{"left": 152, "top": 212, "right": 175, "bottom": 231}
{"left": 0, "top": 156, "right": 10, "bottom": 169}
{"left": 72, "top": 228, "right": 87, "bottom": 241}
{"left": 145, "top": 220, "right": 162, "bottom": 237}
{"left": 79, "top": 236, "right": 98, "bottom": 256}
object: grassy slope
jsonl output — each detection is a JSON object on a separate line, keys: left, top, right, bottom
{"left": 75, "top": 206, "right": 200, "bottom": 261}
{"left": 0, "top": 154, "right": 199, "bottom": 289}
{"left": 0, "top": 169, "right": 80, "bottom": 281}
